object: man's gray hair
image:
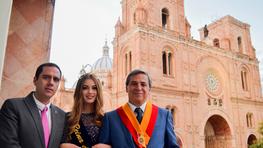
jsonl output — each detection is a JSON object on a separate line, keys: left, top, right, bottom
{"left": 125, "top": 69, "right": 152, "bottom": 88}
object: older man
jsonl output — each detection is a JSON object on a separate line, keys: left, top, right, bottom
{"left": 99, "top": 69, "right": 179, "bottom": 148}
{"left": 0, "top": 62, "right": 66, "bottom": 148}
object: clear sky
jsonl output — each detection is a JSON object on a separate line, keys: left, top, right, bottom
{"left": 50, "top": 0, "right": 263, "bottom": 88}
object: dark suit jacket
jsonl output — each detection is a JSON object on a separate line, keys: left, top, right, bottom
{"left": 99, "top": 104, "right": 180, "bottom": 148}
{"left": 0, "top": 92, "right": 66, "bottom": 148}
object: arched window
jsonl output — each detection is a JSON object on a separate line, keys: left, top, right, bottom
{"left": 247, "top": 134, "right": 257, "bottom": 146}
{"left": 166, "top": 105, "right": 177, "bottom": 125}
{"left": 161, "top": 8, "right": 169, "bottom": 29}
{"left": 129, "top": 51, "right": 132, "bottom": 72}
{"left": 162, "top": 51, "right": 167, "bottom": 74}
{"left": 125, "top": 54, "right": 128, "bottom": 75}
{"left": 237, "top": 36, "right": 243, "bottom": 53}
{"left": 168, "top": 53, "right": 172, "bottom": 75}
{"left": 125, "top": 51, "right": 132, "bottom": 75}
{"left": 250, "top": 113, "right": 254, "bottom": 127}
{"left": 171, "top": 108, "right": 175, "bottom": 117}
{"left": 162, "top": 49, "right": 173, "bottom": 76}
{"left": 241, "top": 67, "right": 248, "bottom": 91}
{"left": 133, "top": 13, "right": 136, "bottom": 24}
{"left": 246, "top": 113, "right": 254, "bottom": 128}
{"left": 213, "top": 38, "right": 220, "bottom": 47}
{"left": 246, "top": 113, "right": 249, "bottom": 127}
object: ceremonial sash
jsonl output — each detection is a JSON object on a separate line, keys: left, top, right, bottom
{"left": 117, "top": 102, "right": 158, "bottom": 148}
{"left": 70, "top": 121, "right": 92, "bottom": 148}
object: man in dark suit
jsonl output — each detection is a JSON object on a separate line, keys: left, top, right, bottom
{"left": 0, "top": 62, "right": 66, "bottom": 148}
{"left": 99, "top": 69, "right": 180, "bottom": 148}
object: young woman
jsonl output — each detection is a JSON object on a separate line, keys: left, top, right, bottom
{"left": 60, "top": 73, "right": 107, "bottom": 148}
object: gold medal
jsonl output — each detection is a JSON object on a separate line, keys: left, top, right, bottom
{"left": 138, "top": 134, "right": 145, "bottom": 145}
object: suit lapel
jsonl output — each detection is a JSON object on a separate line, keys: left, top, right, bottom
{"left": 48, "top": 104, "right": 58, "bottom": 148}
{"left": 48, "top": 104, "right": 57, "bottom": 147}
{"left": 24, "top": 92, "right": 45, "bottom": 148}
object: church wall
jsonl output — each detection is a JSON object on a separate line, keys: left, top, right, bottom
{"left": 0, "top": 0, "right": 55, "bottom": 104}
{"left": 251, "top": 65, "right": 262, "bottom": 99}
{"left": 231, "top": 101, "right": 263, "bottom": 147}
{"left": 113, "top": 22, "right": 262, "bottom": 147}
{"left": 52, "top": 88, "right": 74, "bottom": 112}
{"left": 121, "top": 0, "right": 188, "bottom": 39}
{"left": 200, "top": 16, "right": 254, "bottom": 58}
{"left": 142, "top": 0, "right": 186, "bottom": 36}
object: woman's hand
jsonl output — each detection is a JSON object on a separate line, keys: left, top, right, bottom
{"left": 92, "top": 143, "right": 111, "bottom": 148}
{"left": 60, "top": 143, "right": 80, "bottom": 148}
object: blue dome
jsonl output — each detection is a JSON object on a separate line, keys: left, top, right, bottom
{"left": 92, "top": 41, "right": 112, "bottom": 72}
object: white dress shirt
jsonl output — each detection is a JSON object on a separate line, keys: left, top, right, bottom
{"left": 33, "top": 93, "right": 52, "bottom": 133}
{"left": 128, "top": 101, "right": 147, "bottom": 117}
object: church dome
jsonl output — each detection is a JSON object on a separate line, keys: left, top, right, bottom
{"left": 92, "top": 41, "right": 113, "bottom": 72}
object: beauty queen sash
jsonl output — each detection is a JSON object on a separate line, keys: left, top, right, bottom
{"left": 70, "top": 121, "right": 92, "bottom": 148}
{"left": 117, "top": 102, "right": 158, "bottom": 148}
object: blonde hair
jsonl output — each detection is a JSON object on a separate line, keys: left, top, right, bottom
{"left": 67, "top": 73, "right": 104, "bottom": 135}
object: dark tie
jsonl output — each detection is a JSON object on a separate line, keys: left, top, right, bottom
{"left": 135, "top": 108, "right": 143, "bottom": 123}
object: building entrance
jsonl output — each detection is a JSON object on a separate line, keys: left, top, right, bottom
{"left": 204, "top": 115, "right": 232, "bottom": 148}
{"left": 247, "top": 134, "right": 257, "bottom": 146}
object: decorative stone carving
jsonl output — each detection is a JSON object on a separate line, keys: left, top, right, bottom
{"left": 206, "top": 73, "right": 219, "bottom": 93}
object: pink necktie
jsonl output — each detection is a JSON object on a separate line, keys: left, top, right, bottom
{"left": 41, "top": 107, "right": 50, "bottom": 148}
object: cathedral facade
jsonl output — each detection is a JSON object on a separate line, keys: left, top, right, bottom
{"left": 107, "top": 0, "right": 263, "bottom": 147}
{"left": 55, "top": 0, "right": 263, "bottom": 147}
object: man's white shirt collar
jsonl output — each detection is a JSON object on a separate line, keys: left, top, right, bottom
{"left": 128, "top": 101, "right": 147, "bottom": 113}
{"left": 33, "top": 93, "right": 51, "bottom": 111}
